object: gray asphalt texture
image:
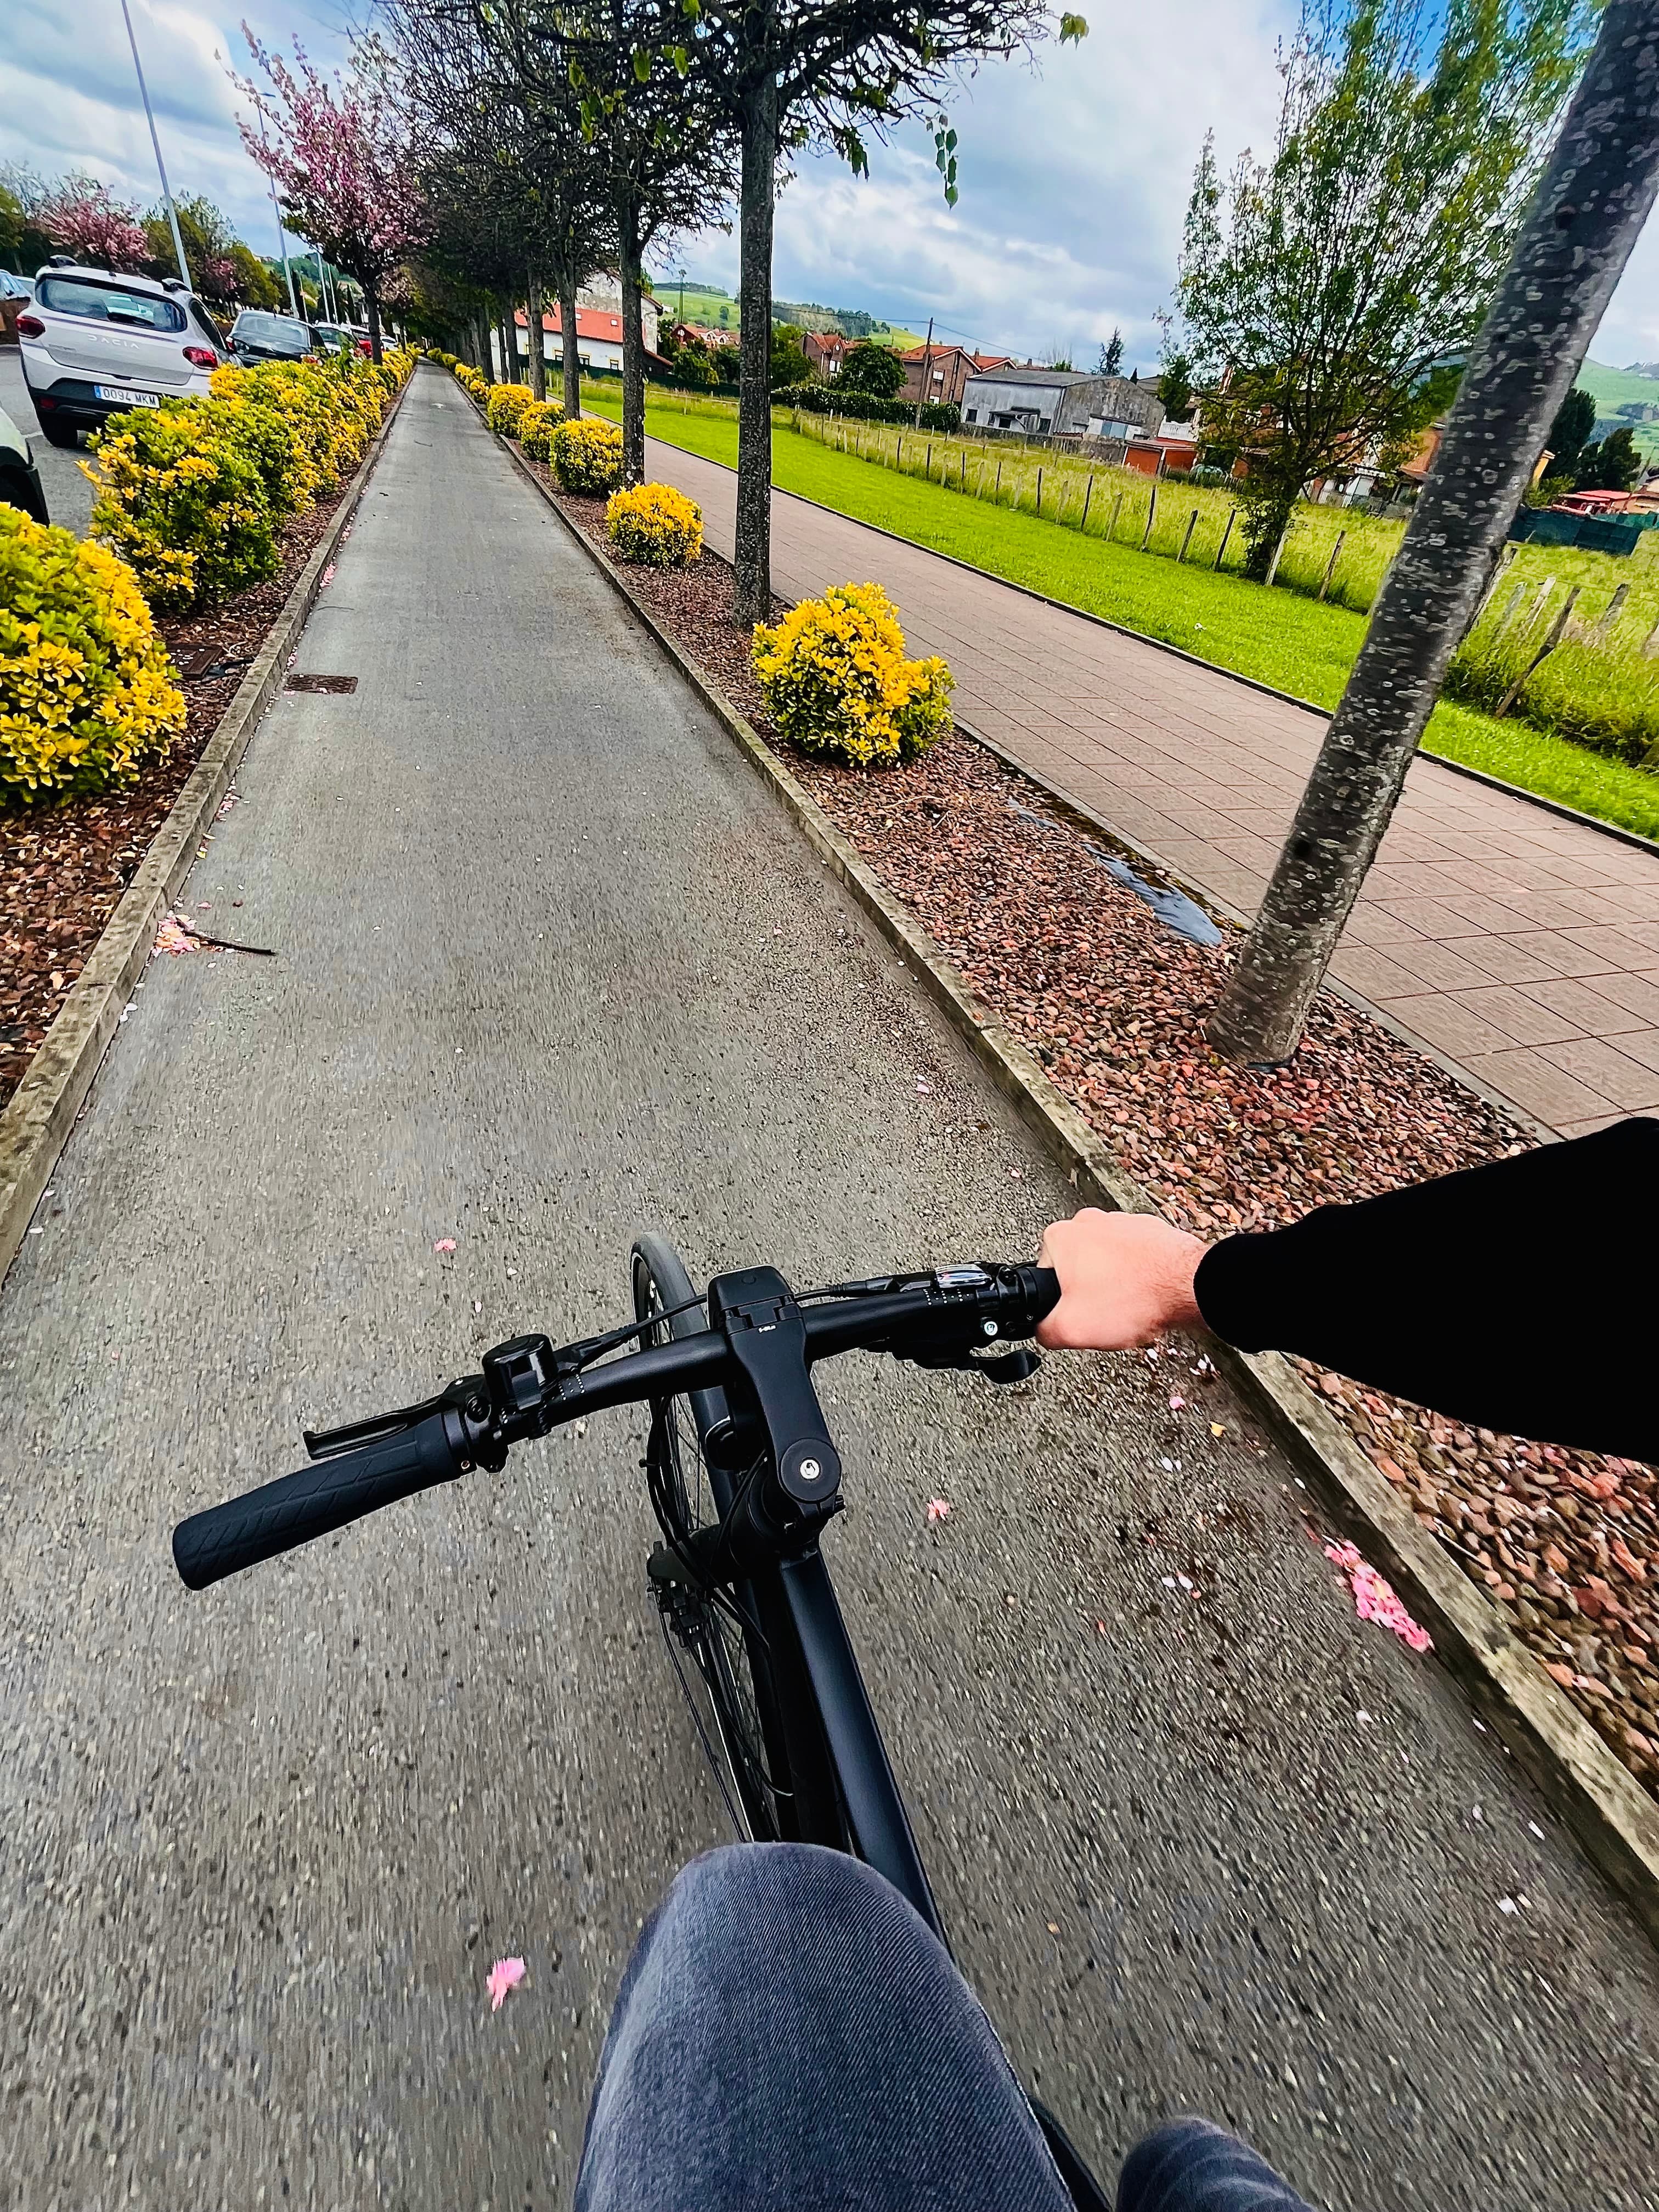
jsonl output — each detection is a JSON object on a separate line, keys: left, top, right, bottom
{"left": 1, "top": 348, "right": 94, "bottom": 536}
{"left": 1, "top": 368, "right": 1654, "bottom": 2208}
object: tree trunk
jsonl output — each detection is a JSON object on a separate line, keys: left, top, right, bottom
{"left": 499, "top": 312, "right": 517, "bottom": 385}
{"left": 618, "top": 203, "right": 646, "bottom": 487}
{"left": 364, "top": 279, "right": 383, "bottom": 366}
{"left": 733, "top": 72, "right": 779, "bottom": 627}
{"left": 560, "top": 271, "right": 581, "bottom": 419}
{"left": 526, "top": 270, "right": 547, "bottom": 402}
{"left": 1207, "top": 2, "right": 1659, "bottom": 1066}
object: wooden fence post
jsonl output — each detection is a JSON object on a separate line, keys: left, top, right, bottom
{"left": 1140, "top": 482, "right": 1158, "bottom": 551}
{"left": 1317, "top": 529, "right": 1347, "bottom": 601}
{"left": 1263, "top": 521, "right": 1290, "bottom": 588}
{"left": 1036, "top": 466, "right": 1043, "bottom": 516}
{"left": 1177, "top": 508, "right": 1199, "bottom": 564}
{"left": 1108, "top": 490, "right": 1124, "bottom": 543}
{"left": 1595, "top": 580, "right": 1631, "bottom": 636}
{"left": 995, "top": 457, "right": 1002, "bottom": 500}
{"left": 1497, "top": 586, "right": 1580, "bottom": 717}
{"left": 926, "top": 441, "right": 933, "bottom": 478}
{"left": 1081, "top": 474, "right": 1094, "bottom": 532}
{"left": 1489, "top": 580, "right": 1530, "bottom": 645}
{"left": 1212, "top": 507, "right": 1235, "bottom": 571}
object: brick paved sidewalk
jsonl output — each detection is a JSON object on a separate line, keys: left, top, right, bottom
{"left": 643, "top": 435, "right": 1659, "bottom": 1138}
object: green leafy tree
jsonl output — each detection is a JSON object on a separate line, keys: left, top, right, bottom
{"left": 1206, "top": 0, "right": 1659, "bottom": 1066}
{"left": 0, "top": 166, "right": 53, "bottom": 273}
{"left": 1096, "top": 325, "right": 1122, "bottom": 377}
{"left": 1544, "top": 382, "right": 1597, "bottom": 476}
{"left": 1575, "top": 425, "right": 1641, "bottom": 491}
{"left": 1173, "top": 0, "right": 1597, "bottom": 579}
{"left": 770, "top": 323, "right": 812, "bottom": 387}
{"left": 1156, "top": 349, "right": 1195, "bottom": 421}
{"left": 625, "top": 0, "right": 1088, "bottom": 622}
{"left": 837, "top": 338, "right": 906, "bottom": 397}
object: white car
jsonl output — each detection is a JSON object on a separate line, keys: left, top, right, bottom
{"left": 16, "top": 257, "right": 228, "bottom": 448}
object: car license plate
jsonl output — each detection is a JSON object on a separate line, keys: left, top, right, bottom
{"left": 93, "top": 385, "right": 161, "bottom": 407}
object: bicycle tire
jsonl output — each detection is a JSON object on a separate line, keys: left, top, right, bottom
{"left": 632, "top": 1233, "right": 799, "bottom": 1841}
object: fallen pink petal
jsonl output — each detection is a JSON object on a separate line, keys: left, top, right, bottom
{"left": 151, "top": 913, "right": 202, "bottom": 958}
{"left": 433, "top": 1238, "right": 458, "bottom": 1254}
{"left": 926, "top": 1498, "right": 952, "bottom": 1525}
{"left": 1325, "top": 1541, "right": 1433, "bottom": 1654}
{"left": 487, "top": 1956, "right": 527, "bottom": 2011}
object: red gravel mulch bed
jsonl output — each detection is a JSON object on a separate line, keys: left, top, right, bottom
{"left": 543, "top": 464, "right": 1659, "bottom": 1797}
{"left": 1, "top": 491, "right": 348, "bottom": 1110}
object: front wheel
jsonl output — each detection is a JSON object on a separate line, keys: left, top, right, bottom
{"left": 632, "top": 1234, "right": 797, "bottom": 1841}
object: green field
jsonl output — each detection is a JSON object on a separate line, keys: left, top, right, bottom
{"left": 580, "top": 383, "right": 1659, "bottom": 841}
{"left": 644, "top": 280, "right": 923, "bottom": 349}
{"left": 1575, "top": 357, "right": 1659, "bottom": 461}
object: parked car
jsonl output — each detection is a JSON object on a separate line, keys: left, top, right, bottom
{"left": 0, "top": 402, "right": 48, "bottom": 524}
{"left": 311, "top": 320, "right": 374, "bottom": 358}
{"left": 16, "top": 258, "right": 228, "bottom": 447}
{"left": 1, "top": 267, "right": 36, "bottom": 347}
{"left": 227, "top": 308, "right": 315, "bottom": 365}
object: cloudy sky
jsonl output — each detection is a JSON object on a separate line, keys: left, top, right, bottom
{"left": 4, "top": 0, "right": 1656, "bottom": 370}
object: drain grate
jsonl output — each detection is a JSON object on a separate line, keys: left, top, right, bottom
{"left": 284, "top": 673, "right": 358, "bottom": 695}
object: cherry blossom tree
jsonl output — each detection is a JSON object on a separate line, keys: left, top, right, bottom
{"left": 37, "top": 176, "right": 149, "bottom": 272}
{"left": 236, "top": 29, "right": 426, "bottom": 361}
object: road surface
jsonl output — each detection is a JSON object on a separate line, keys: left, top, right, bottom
{"left": 1, "top": 347, "right": 94, "bottom": 536}
{"left": 1, "top": 368, "right": 1654, "bottom": 2208}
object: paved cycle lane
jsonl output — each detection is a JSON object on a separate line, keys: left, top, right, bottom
{"left": 0, "top": 366, "right": 1654, "bottom": 2208}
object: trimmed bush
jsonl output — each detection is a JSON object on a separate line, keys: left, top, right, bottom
{"left": 606, "top": 482, "right": 703, "bottom": 567}
{"left": 0, "top": 505, "right": 185, "bottom": 802}
{"left": 774, "top": 383, "right": 961, "bottom": 433}
{"left": 87, "top": 400, "right": 279, "bottom": 613}
{"left": 487, "top": 382, "right": 536, "bottom": 436}
{"left": 552, "top": 417, "right": 624, "bottom": 495}
{"left": 751, "top": 581, "right": 953, "bottom": 768}
{"left": 88, "top": 353, "right": 392, "bottom": 614}
{"left": 518, "top": 398, "right": 566, "bottom": 461}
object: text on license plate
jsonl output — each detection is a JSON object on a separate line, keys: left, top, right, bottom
{"left": 93, "top": 385, "right": 161, "bottom": 407}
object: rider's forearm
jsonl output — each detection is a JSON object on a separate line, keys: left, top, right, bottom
{"left": 1193, "top": 1116, "right": 1659, "bottom": 1463}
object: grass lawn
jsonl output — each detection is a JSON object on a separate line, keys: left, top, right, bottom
{"left": 583, "top": 385, "right": 1659, "bottom": 844}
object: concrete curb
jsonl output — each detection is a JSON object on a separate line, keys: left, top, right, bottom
{"left": 0, "top": 377, "right": 408, "bottom": 1291}
{"left": 506, "top": 430, "right": 1659, "bottom": 1947}
{"left": 637, "top": 419, "right": 1659, "bottom": 864}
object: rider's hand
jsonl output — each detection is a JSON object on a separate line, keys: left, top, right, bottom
{"left": 1036, "top": 1209, "right": 1208, "bottom": 1351}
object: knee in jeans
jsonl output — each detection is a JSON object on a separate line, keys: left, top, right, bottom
{"left": 660, "top": 1842, "right": 909, "bottom": 1949}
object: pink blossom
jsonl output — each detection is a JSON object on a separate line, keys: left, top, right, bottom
{"left": 487, "top": 1956, "right": 526, "bottom": 2011}
{"left": 38, "top": 178, "right": 148, "bottom": 271}
{"left": 432, "top": 1238, "right": 457, "bottom": 1254}
{"left": 926, "top": 1498, "right": 952, "bottom": 1525}
{"left": 1325, "top": 1542, "right": 1433, "bottom": 1654}
{"left": 236, "top": 29, "right": 426, "bottom": 321}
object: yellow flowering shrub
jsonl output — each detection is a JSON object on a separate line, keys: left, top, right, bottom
{"left": 606, "top": 482, "right": 702, "bottom": 567}
{"left": 751, "top": 582, "right": 953, "bottom": 769}
{"left": 552, "top": 417, "right": 623, "bottom": 494}
{"left": 86, "top": 400, "right": 277, "bottom": 613}
{"left": 1, "top": 505, "right": 185, "bottom": 801}
{"left": 518, "top": 398, "right": 566, "bottom": 462}
{"left": 487, "top": 382, "right": 536, "bottom": 436}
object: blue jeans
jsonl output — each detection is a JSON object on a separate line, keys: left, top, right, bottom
{"left": 575, "top": 1844, "right": 1317, "bottom": 2212}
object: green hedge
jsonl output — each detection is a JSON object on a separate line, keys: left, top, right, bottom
{"left": 773, "top": 384, "right": 961, "bottom": 433}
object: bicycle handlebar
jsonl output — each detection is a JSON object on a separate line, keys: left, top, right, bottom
{"left": 173, "top": 1262, "right": 1059, "bottom": 1590}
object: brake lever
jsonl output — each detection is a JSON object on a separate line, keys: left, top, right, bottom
{"left": 303, "top": 1375, "right": 484, "bottom": 1461}
{"left": 901, "top": 1341, "right": 1042, "bottom": 1385}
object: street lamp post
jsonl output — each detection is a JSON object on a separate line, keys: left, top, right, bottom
{"left": 120, "top": 0, "right": 190, "bottom": 287}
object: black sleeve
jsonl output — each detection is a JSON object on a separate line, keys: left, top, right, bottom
{"left": 1193, "top": 1117, "right": 1658, "bottom": 1463}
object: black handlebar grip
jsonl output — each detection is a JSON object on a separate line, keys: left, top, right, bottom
{"left": 1028, "top": 1266, "right": 1061, "bottom": 1325}
{"left": 172, "top": 1410, "right": 462, "bottom": 1590}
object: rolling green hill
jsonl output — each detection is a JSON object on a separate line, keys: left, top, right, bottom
{"left": 1576, "top": 358, "right": 1659, "bottom": 461}
{"left": 645, "top": 275, "right": 921, "bottom": 349}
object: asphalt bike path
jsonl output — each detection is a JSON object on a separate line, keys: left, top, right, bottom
{"left": 0, "top": 368, "right": 1654, "bottom": 2207}
{"left": 639, "top": 431, "right": 1659, "bottom": 1140}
